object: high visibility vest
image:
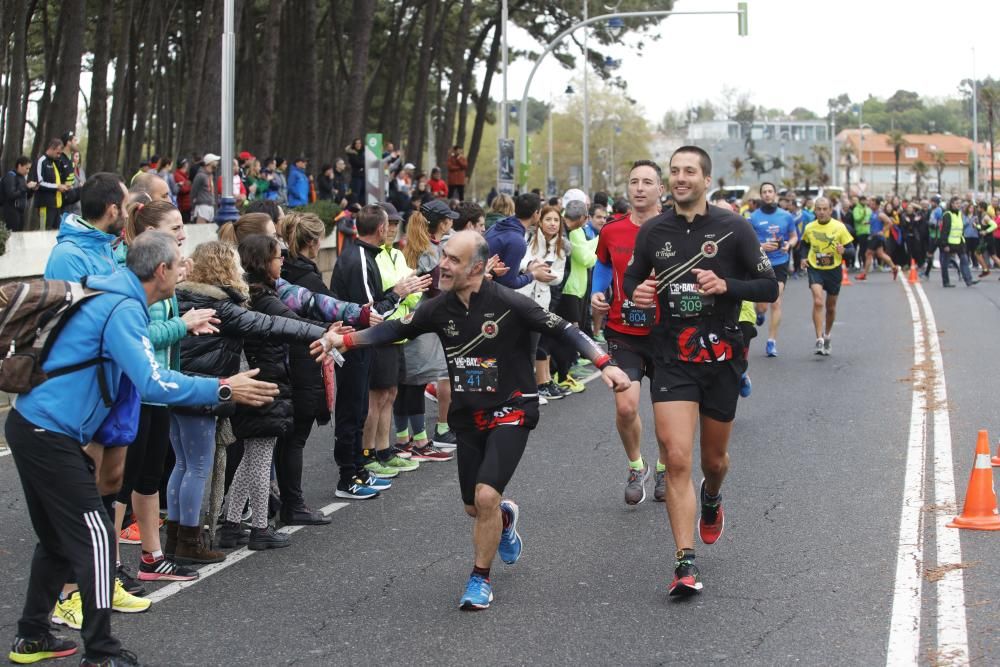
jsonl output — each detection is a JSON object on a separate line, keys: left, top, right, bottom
{"left": 946, "top": 211, "right": 964, "bottom": 246}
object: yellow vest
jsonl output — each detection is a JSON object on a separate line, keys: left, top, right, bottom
{"left": 946, "top": 211, "right": 964, "bottom": 246}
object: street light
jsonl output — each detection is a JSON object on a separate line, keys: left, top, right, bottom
{"left": 859, "top": 122, "right": 872, "bottom": 190}
{"left": 215, "top": 0, "right": 238, "bottom": 224}
{"left": 607, "top": 16, "right": 625, "bottom": 39}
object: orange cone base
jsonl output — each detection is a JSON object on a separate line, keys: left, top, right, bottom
{"left": 992, "top": 455, "right": 1000, "bottom": 466}
{"left": 947, "top": 513, "right": 1000, "bottom": 530}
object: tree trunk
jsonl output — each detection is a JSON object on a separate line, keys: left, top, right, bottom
{"left": 31, "top": 1, "right": 64, "bottom": 158}
{"left": 467, "top": 19, "right": 502, "bottom": 179}
{"left": 46, "top": 0, "right": 86, "bottom": 143}
{"left": 341, "top": 0, "right": 376, "bottom": 149}
{"left": 438, "top": 0, "right": 473, "bottom": 173}
{"left": 1, "top": 0, "right": 30, "bottom": 167}
{"left": 298, "top": 0, "right": 319, "bottom": 159}
{"left": 456, "top": 19, "right": 494, "bottom": 151}
{"left": 105, "top": 0, "right": 134, "bottom": 170}
{"left": 252, "top": 0, "right": 283, "bottom": 157}
{"left": 85, "top": 0, "right": 113, "bottom": 172}
{"left": 126, "top": 1, "right": 158, "bottom": 170}
{"left": 196, "top": 2, "right": 223, "bottom": 152}
{"left": 406, "top": 0, "right": 439, "bottom": 172}
{"left": 178, "top": 0, "right": 213, "bottom": 156}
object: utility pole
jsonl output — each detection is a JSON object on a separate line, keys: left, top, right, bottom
{"left": 582, "top": 0, "right": 590, "bottom": 195}
{"left": 972, "top": 48, "right": 979, "bottom": 196}
{"left": 215, "top": 0, "right": 238, "bottom": 223}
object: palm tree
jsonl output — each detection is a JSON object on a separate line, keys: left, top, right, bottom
{"left": 841, "top": 142, "right": 856, "bottom": 194}
{"left": 932, "top": 149, "right": 947, "bottom": 194}
{"left": 811, "top": 144, "right": 831, "bottom": 178}
{"left": 911, "top": 160, "right": 930, "bottom": 199}
{"left": 979, "top": 84, "right": 1000, "bottom": 199}
{"left": 730, "top": 157, "right": 744, "bottom": 182}
{"left": 888, "top": 129, "right": 909, "bottom": 196}
{"left": 799, "top": 163, "right": 819, "bottom": 192}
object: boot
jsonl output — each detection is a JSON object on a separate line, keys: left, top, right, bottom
{"left": 248, "top": 526, "right": 291, "bottom": 551}
{"left": 164, "top": 520, "right": 179, "bottom": 559}
{"left": 174, "top": 525, "right": 225, "bottom": 564}
{"left": 216, "top": 521, "right": 250, "bottom": 548}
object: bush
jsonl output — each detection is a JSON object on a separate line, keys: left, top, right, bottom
{"left": 294, "top": 200, "right": 342, "bottom": 236}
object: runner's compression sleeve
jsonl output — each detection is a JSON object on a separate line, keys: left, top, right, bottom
{"left": 342, "top": 308, "right": 429, "bottom": 350}
{"left": 592, "top": 259, "right": 612, "bottom": 294}
{"left": 506, "top": 289, "right": 611, "bottom": 368}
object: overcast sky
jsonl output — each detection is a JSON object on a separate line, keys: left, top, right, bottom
{"left": 504, "top": 0, "right": 1000, "bottom": 123}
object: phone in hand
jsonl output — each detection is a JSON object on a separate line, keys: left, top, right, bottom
{"left": 416, "top": 267, "right": 433, "bottom": 278}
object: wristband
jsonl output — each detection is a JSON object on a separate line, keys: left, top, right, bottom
{"left": 594, "top": 353, "right": 613, "bottom": 370}
{"left": 342, "top": 333, "right": 356, "bottom": 350}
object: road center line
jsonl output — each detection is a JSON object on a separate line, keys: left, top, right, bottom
{"left": 146, "top": 501, "right": 349, "bottom": 604}
{"left": 887, "top": 280, "right": 928, "bottom": 666}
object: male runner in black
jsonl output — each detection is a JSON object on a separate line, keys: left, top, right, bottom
{"left": 322, "top": 230, "right": 631, "bottom": 610}
{"left": 624, "top": 146, "right": 778, "bottom": 596}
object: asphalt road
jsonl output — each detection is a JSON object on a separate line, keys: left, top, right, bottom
{"left": 1, "top": 267, "right": 999, "bottom": 666}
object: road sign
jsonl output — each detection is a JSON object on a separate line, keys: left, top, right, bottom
{"left": 498, "top": 138, "right": 515, "bottom": 196}
{"left": 737, "top": 2, "right": 748, "bottom": 36}
{"left": 365, "top": 133, "right": 384, "bottom": 204}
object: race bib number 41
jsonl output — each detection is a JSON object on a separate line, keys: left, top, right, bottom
{"left": 453, "top": 357, "right": 499, "bottom": 393}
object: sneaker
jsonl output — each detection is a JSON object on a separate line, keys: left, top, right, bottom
{"left": 410, "top": 444, "right": 454, "bottom": 462}
{"left": 359, "top": 472, "right": 392, "bottom": 490}
{"left": 79, "top": 648, "right": 140, "bottom": 666}
{"left": 624, "top": 465, "right": 650, "bottom": 505}
{"left": 538, "top": 394, "right": 549, "bottom": 406}
{"left": 755, "top": 311, "right": 765, "bottom": 326}
{"left": 572, "top": 357, "right": 593, "bottom": 369}
{"left": 459, "top": 573, "right": 494, "bottom": 610}
{"left": 51, "top": 593, "right": 83, "bottom": 630}
{"left": 138, "top": 556, "right": 198, "bottom": 582}
{"left": 8, "top": 632, "right": 77, "bottom": 664}
{"left": 537, "top": 383, "right": 564, "bottom": 400}
{"left": 739, "top": 372, "right": 752, "bottom": 398}
{"left": 432, "top": 429, "right": 459, "bottom": 451}
{"left": 814, "top": 338, "right": 824, "bottom": 355}
{"left": 424, "top": 383, "right": 438, "bottom": 402}
{"left": 393, "top": 441, "right": 415, "bottom": 459}
{"left": 118, "top": 522, "right": 141, "bottom": 545}
{"left": 765, "top": 339, "right": 777, "bottom": 357}
{"left": 112, "top": 579, "right": 151, "bottom": 614}
{"left": 557, "top": 375, "right": 585, "bottom": 394}
{"left": 668, "top": 553, "right": 703, "bottom": 596}
{"left": 855, "top": 272, "right": 867, "bottom": 280}
{"left": 555, "top": 380, "right": 573, "bottom": 397}
{"left": 335, "top": 478, "right": 380, "bottom": 500}
{"left": 698, "top": 479, "right": 725, "bottom": 545}
{"left": 653, "top": 469, "right": 666, "bottom": 502}
{"left": 364, "top": 459, "right": 400, "bottom": 479}
{"left": 943, "top": 283, "right": 956, "bottom": 288}
{"left": 823, "top": 336, "right": 832, "bottom": 356}
{"left": 892, "top": 265, "right": 899, "bottom": 280}
{"left": 383, "top": 454, "right": 420, "bottom": 472}
{"left": 115, "top": 565, "right": 146, "bottom": 597}
{"left": 216, "top": 520, "right": 250, "bottom": 548}
{"left": 248, "top": 526, "right": 291, "bottom": 550}
{"left": 967, "top": 279, "right": 980, "bottom": 286}
{"left": 593, "top": 331, "right": 606, "bottom": 344}
{"left": 498, "top": 500, "right": 523, "bottom": 564}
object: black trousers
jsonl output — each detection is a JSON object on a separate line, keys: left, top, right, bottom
{"left": 551, "top": 294, "right": 584, "bottom": 379}
{"left": 6, "top": 410, "right": 120, "bottom": 660}
{"left": 448, "top": 184, "right": 465, "bottom": 201}
{"left": 117, "top": 404, "right": 172, "bottom": 503}
{"left": 334, "top": 348, "right": 372, "bottom": 483}
{"left": 275, "top": 415, "right": 315, "bottom": 510}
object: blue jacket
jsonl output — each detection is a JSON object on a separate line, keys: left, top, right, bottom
{"left": 287, "top": 165, "right": 309, "bottom": 207}
{"left": 484, "top": 216, "right": 532, "bottom": 289}
{"left": 44, "top": 214, "right": 120, "bottom": 281}
{"left": 14, "top": 271, "right": 219, "bottom": 443}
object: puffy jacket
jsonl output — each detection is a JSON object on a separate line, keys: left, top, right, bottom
{"left": 287, "top": 165, "right": 309, "bottom": 207}
{"left": 13, "top": 271, "right": 218, "bottom": 443}
{"left": 484, "top": 216, "right": 532, "bottom": 289}
{"left": 174, "top": 168, "right": 192, "bottom": 213}
{"left": 44, "top": 214, "right": 120, "bottom": 281}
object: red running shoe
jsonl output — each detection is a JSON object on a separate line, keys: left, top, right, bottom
{"left": 424, "top": 383, "right": 438, "bottom": 402}
{"left": 855, "top": 272, "right": 867, "bottom": 280}
{"left": 698, "top": 479, "right": 725, "bottom": 545}
{"left": 410, "top": 444, "right": 454, "bottom": 462}
{"left": 668, "top": 552, "right": 703, "bottom": 596}
{"left": 891, "top": 265, "right": 899, "bottom": 281}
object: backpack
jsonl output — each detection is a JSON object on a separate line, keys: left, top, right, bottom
{"left": 0, "top": 171, "right": 13, "bottom": 206}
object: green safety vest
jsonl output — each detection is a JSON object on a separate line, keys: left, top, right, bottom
{"left": 946, "top": 211, "right": 964, "bottom": 246}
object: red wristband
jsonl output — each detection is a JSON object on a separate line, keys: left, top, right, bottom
{"left": 343, "top": 333, "right": 356, "bottom": 350}
{"left": 594, "top": 354, "right": 612, "bottom": 370}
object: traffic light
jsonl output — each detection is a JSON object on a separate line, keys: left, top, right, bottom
{"left": 737, "top": 2, "right": 748, "bottom": 36}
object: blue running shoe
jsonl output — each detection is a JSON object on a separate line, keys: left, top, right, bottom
{"left": 739, "top": 372, "right": 752, "bottom": 398}
{"left": 765, "top": 339, "right": 777, "bottom": 357}
{"left": 755, "top": 312, "right": 765, "bottom": 327}
{"left": 335, "top": 477, "right": 380, "bottom": 500}
{"left": 360, "top": 472, "right": 392, "bottom": 491}
{"left": 498, "top": 500, "right": 523, "bottom": 564}
{"left": 459, "top": 573, "right": 493, "bottom": 610}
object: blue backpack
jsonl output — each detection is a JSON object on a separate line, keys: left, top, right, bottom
{"left": 92, "top": 297, "right": 141, "bottom": 446}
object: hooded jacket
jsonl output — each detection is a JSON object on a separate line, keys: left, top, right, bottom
{"left": 484, "top": 216, "right": 533, "bottom": 289}
{"left": 44, "top": 214, "right": 120, "bottom": 281}
{"left": 13, "top": 271, "right": 219, "bottom": 443}
{"left": 287, "top": 164, "right": 310, "bottom": 207}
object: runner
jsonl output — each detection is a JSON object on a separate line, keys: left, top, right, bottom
{"left": 324, "top": 230, "right": 631, "bottom": 610}
{"left": 856, "top": 198, "right": 898, "bottom": 281}
{"left": 623, "top": 146, "right": 778, "bottom": 596}
{"left": 799, "top": 197, "right": 854, "bottom": 356}
{"left": 747, "top": 182, "right": 796, "bottom": 357}
{"left": 591, "top": 160, "right": 664, "bottom": 504}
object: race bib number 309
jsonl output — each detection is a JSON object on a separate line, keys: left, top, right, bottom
{"left": 667, "top": 282, "right": 714, "bottom": 318}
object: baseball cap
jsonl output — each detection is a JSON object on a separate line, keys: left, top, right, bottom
{"left": 238, "top": 150, "right": 253, "bottom": 161}
{"left": 561, "top": 188, "right": 588, "bottom": 209}
{"left": 295, "top": 156, "right": 308, "bottom": 164}
{"left": 403, "top": 162, "right": 416, "bottom": 170}
{"left": 379, "top": 202, "right": 403, "bottom": 222}
{"left": 420, "top": 199, "right": 460, "bottom": 222}
{"left": 61, "top": 131, "right": 75, "bottom": 144}
{"left": 203, "top": 152, "right": 221, "bottom": 165}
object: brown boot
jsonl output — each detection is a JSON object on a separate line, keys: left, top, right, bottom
{"left": 164, "top": 520, "right": 179, "bottom": 559}
{"left": 174, "top": 525, "right": 225, "bottom": 564}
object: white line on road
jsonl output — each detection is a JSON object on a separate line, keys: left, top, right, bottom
{"left": 887, "top": 280, "right": 928, "bottom": 666}
{"left": 146, "top": 501, "right": 349, "bottom": 604}
{"left": 914, "top": 282, "right": 969, "bottom": 665}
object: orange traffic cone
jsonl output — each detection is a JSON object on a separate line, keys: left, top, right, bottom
{"left": 907, "top": 259, "right": 918, "bottom": 284}
{"left": 948, "top": 430, "right": 1000, "bottom": 530}
{"left": 840, "top": 261, "right": 852, "bottom": 286}
{"left": 991, "top": 437, "right": 1000, "bottom": 466}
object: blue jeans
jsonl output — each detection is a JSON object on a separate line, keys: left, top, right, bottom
{"left": 940, "top": 246, "right": 973, "bottom": 286}
{"left": 166, "top": 413, "right": 216, "bottom": 527}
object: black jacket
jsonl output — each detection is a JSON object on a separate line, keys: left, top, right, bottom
{"left": 282, "top": 256, "right": 335, "bottom": 422}
{"left": 1, "top": 170, "right": 32, "bottom": 232}
{"left": 175, "top": 281, "right": 328, "bottom": 417}
{"left": 329, "top": 238, "right": 400, "bottom": 314}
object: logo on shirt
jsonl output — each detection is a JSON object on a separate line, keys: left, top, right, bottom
{"left": 481, "top": 320, "right": 499, "bottom": 338}
{"left": 701, "top": 241, "right": 718, "bottom": 258}
{"left": 444, "top": 320, "right": 459, "bottom": 337}
{"left": 401, "top": 312, "right": 414, "bottom": 324}
{"left": 655, "top": 241, "right": 675, "bottom": 259}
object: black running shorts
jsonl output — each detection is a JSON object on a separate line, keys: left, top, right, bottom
{"left": 605, "top": 330, "right": 656, "bottom": 382}
{"left": 807, "top": 266, "right": 842, "bottom": 295}
{"left": 453, "top": 402, "right": 539, "bottom": 506}
{"left": 651, "top": 359, "right": 747, "bottom": 423}
{"left": 771, "top": 263, "right": 789, "bottom": 283}
{"left": 369, "top": 345, "right": 403, "bottom": 390}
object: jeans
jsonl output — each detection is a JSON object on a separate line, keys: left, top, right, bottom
{"left": 940, "top": 246, "right": 973, "bottom": 286}
{"left": 166, "top": 413, "right": 216, "bottom": 527}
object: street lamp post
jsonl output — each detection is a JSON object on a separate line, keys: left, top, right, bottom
{"left": 859, "top": 122, "right": 872, "bottom": 192}
{"left": 215, "top": 0, "right": 238, "bottom": 223}
{"left": 582, "top": 0, "right": 589, "bottom": 194}
{"left": 972, "top": 47, "right": 979, "bottom": 195}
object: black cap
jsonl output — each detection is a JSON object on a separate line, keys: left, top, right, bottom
{"left": 420, "top": 198, "right": 460, "bottom": 222}
{"left": 379, "top": 202, "right": 403, "bottom": 222}
{"left": 295, "top": 156, "right": 308, "bottom": 164}
{"left": 61, "top": 131, "right": 75, "bottom": 144}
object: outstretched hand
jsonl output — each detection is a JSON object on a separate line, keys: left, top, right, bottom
{"left": 601, "top": 365, "right": 631, "bottom": 393}
{"left": 226, "top": 368, "right": 279, "bottom": 407}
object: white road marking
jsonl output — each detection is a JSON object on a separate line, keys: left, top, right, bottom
{"left": 913, "top": 282, "right": 969, "bottom": 664}
{"left": 146, "top": 501, "right": 349, "bottom": 604}
{"left": 0, "top": 448, "right": 9, "bottom": 458}
{"left": 887, "top": 280, "right": 928, "bottom": 666}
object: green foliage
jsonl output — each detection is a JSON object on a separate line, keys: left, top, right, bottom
{"left": 294, "top": 200, "right": 342, "bottom": 237}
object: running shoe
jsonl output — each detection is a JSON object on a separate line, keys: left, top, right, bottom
{"left": 967, "top": 279, "right": 980, "bottom": 286}
{"left": 624, "top": 465, "right": 650, "bottom": 505}
{"left": 892, "top": 265, "right": 899, "bottom": 280}
{"left": 116, "top": 564, "right": 146, "bottom": 597}
{"left": 739, "top": 372, "right": 752, "bottom": 398}
{"left": 814, "top": 338, "right": 825, "bottom": 355}
{"left": 538, "top": 394, "right": 549, "bottom": 406}
{"left": 359, "top": 472, "right": 392, "bottom": 491}
{"left": 498, "top": 500, "right": 523, "bottom": 564}
{"left": 433, "top": 429, "right": 459, "bottom": 451}
{"left": 459, "top": 573, "right": 494, "bottom": 610}
{"left": 335, "top": 478, "right": 380, "bottom": 500}
{"left": 573, "top": 357, "right": 593, "bottom": 369}
{"left": 424, "top": 383, "right": 438, "bottom": 402}
{"left": 557, "top": 375, "right": 586, "bottom": 394}
{"left": 698, "top": 479, "right": 725, "bottom": 545}
{"left": 943, "top": 283, "right": 956, "bottom": 288}
{"left": 855, "top": 272, "right": 867, "bottom": 280}
{"left": 653, "top": 469, "right": 666, "bottom": 502}
{"left": 8, "top": 633, "right": 77, "bottom": 665}
{"left": 118, "top": 522, "right": 141, "bottom": 545}
{"left": 112, "top": 579, "right": 151, "bottom": 613}
{"left": 78, "top": 648, "right": 141, "bottom": 666}
{"left": 364, "top": 459, "right": 400, "bottom": 479}
{"left": 383, "top": 454, "right": 420, "bottom": 472}
{"left": 755, "top": 312, "right": 765, "bottom": 326}
{"left": 765, "top": 339, "right": 778, "bottom": 357}
{"left": 593, "top": 331, "right": 606, "bottom": 344}
{"left": 668, "top": 552, "right": 703, "bottom": 596}
{"left": 823, "top": 336, "right": 832, "bottom": 356}
{"left": 410, "top": 444, "right": 454, "bottom": 462}
{"left": 50, "top": 593, "right": 83, "bottom": 630}
{"left": 138, "top": 556, "right": 198, "bottom": 582}
{"left": 393, "top": 440, "right": 415, "bottom": 459}
{"left": 537, "top": 382, "right": 564, "bottom": 400}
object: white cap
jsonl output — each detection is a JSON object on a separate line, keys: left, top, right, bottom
{"left": 561, "top": 188, "right": 588, "bottom": 209}
{"left": 403, "top": 162, "right": 416, "bottom": 170}
{"left": 203, "top": 153, "right": 221, "bottom": 165}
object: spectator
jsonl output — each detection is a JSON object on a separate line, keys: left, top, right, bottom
{"left": 190, "top": 154, "right": 219, "bottom": 224}
{"left": 316, "top": 164, "right": 335, "bottom": 202}
{"left": 216, "top": 158, "right": 248, "bottom": 207}
{"left": 485, "top": 193, "right": 514, "bottom": 230}
{"left": 158, "top": 157, "right": 178, "bottom": 205}
{"left": 446, "top": 145, "right": 468, "bottom": 200}
{"left": 287, "top": 157, "right": 310, "bottom": 208}
{"left": 45, "top": 172, "right": 125, "bottom": 282}
{"left": 484, "top": 191, "right": 552, "bottom": 290}
{"left": 452, "top": 200, "right": 485, "bottom": 233}
{"left": 428, "top": 167, "right": 449, "bottom": 198}
{"left": 174, "top": 158, "right": 192, "bottom": 221}
{"left": 271, "top": 157, "right": 289, "bottom": 206}
{"left": 1, "top": 156, "right": 37, "bottom": 232}
{"left": 33, "top": 138, "right": 68, "bottom": 231}
{"left": 59, "top": 131, "right": 83, "bottom": 215}
{"left": 332, "top": 158, "right": 351, "bottom": 207}
{"left": 345, "top": 139, "right": 366, "bottom": 204}
{"left": 551, "top": 199, "right": 597, "bottom": 392}
{"left": 130, "top": 172, "right": 171, "bottom": 204}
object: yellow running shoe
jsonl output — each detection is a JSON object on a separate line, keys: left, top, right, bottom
{"left": 557, "top": 374, "right": 586, "bottom": 394}
{"left": 51, "top": 592, "right": 83, "bottom": 630}
{"left": 112, "top": 578, "right": 151, "bottom": 613}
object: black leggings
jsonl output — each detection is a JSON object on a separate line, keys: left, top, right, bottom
{"left": 550, "top": 294, "right": 584, "bottom": 380}
{"left": 117, "top": 405, "right": 172, "bottom": 503}
{"left": 394, "top": 383, "right": 426, "bottom": 417}
{"left": 454, "top": 425, "right": 531, "bottom": 506}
